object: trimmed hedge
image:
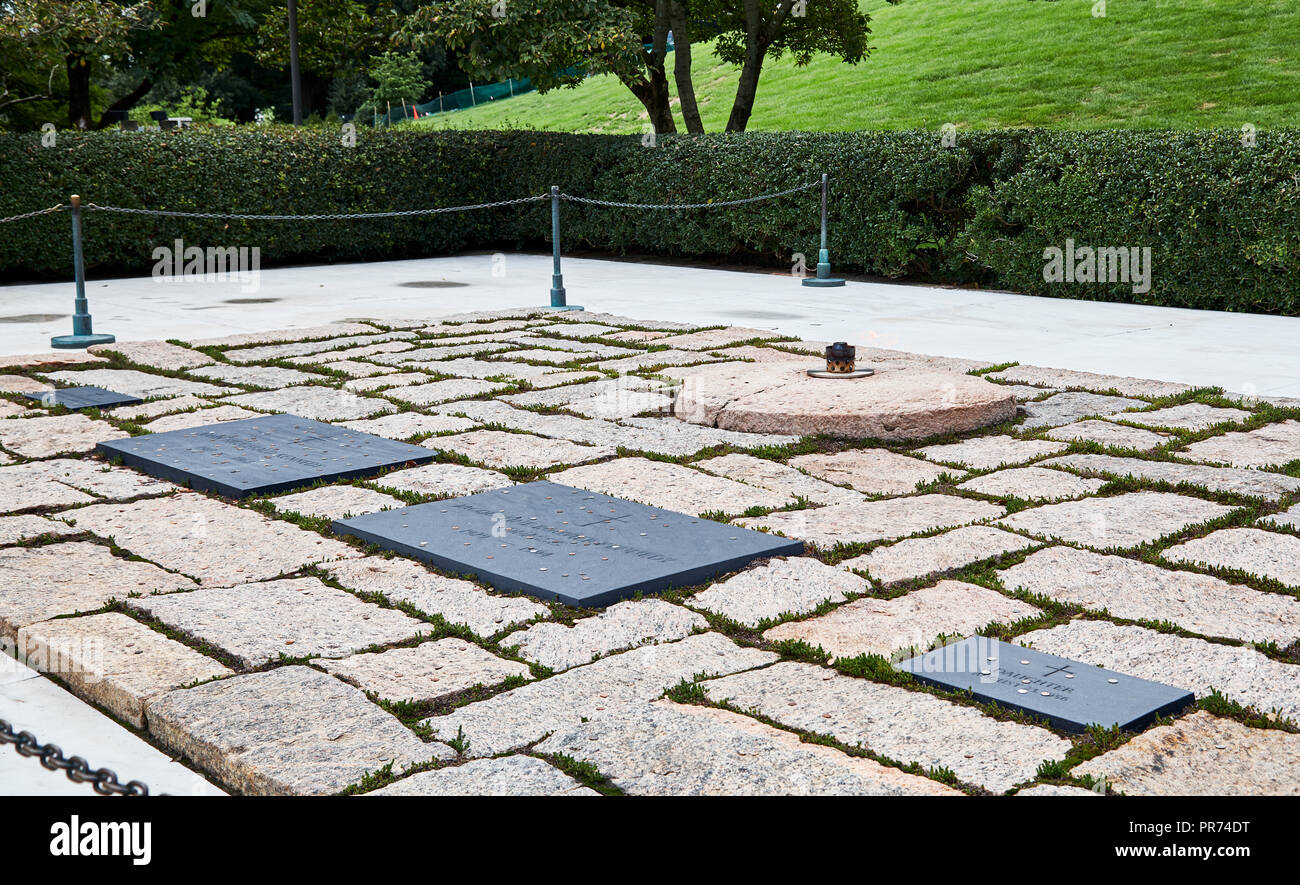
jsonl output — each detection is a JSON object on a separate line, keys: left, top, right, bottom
{"left": 1, "top": 127, "right": 1296, "bottom": 315}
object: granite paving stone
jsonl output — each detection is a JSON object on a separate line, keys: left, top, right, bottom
{"left": 310, "top": 359, "right": 396, "bottom": 378}
{"left": 1181, "top": 420, "right": 1300, "bottom": 468}
{"left": 789, "top": 450, "right": 954, "bottom": 495}
{"left": 1161, "top": 528, "right": 1300, "bottom": 588}
{"left": 108, "top": 394, "right": 211, "bottom": 420}
{"left": 0, "top": 514, "right": 79, "bottom": 545}
{"left": 606, "top": 329, "right": 671, "bottom": 343}
{"left": 504, "top": 348, "right": 607, "bottom": 365}
{"left": 997, "top": 492, "right": 1235, "bottom": 548}
{"left": 1041, "top": 453, "right": 1300, "bottom": 501}
{"left": 915, "top": 435, "right": 1069, "bottom": 470}
{"left": 87, "top": 340, "right": 215, "bottom": 370}
{"left": 285, "top": 340, "right": 416, "bottom": 363}
{"left": 421, "top": 633, "right": 776, "bottom": 756}
{"left": 269, "top": 485, "right": 404, "bottom": 520}
{"left": 687, "top": 556, "right": 869, "bottom": 627}
{"left": 188, "top": 364, "right": 326, "bottom": 389}
{"left": 368, "top": 462, "right": 513, "bottom": 497}
{"left": 499, "top": 377, "right": 660, "bottom": 408}
{"left": 538, "top": 322, "right": 622, "bottom": 339}
{"left": 324, "top": 556, "right": 549, "bottom": 637}
{"left": 381, "top": 378, "right": 510, "bottom": 405}
{"left": 1017, "top": 784, "right": 1099, "bottom": 796}
{"left": 0, "top": 375, "right": 54, "bottom": 394}
{"left": 428, "top": 430, "right": 614, "bottom": 469}
{"left": 1002, "top": 545, "right": 1300, "bottom": 643}
{"left": 990, "top": 366, "right": 1192, "bottom": 398}
{"left": 146, "top": 666, "right": 446, "bottom": 796}
{"left": 1074, "top": 711, "right": 1300, "bottom": 796}
{"left": 217, "top": 331, "right": 409, "bottom": 362}
{"left": 549, "top": 458, "right": 792, "bottom": 515}
{"left": 1, "top": 458, "right": 173, "bottom": 511}
{"left": 692, "top": 453, "right": 864, "bottom": 505}
{"left": 762, "top": 581, "right": 1040, "bottom": 659}
{"left": 594, "top": 349, "right": 724, "bottom": 372}
{"left": 44, "top": 369, "right": 235, "bottom": 399}
{"left": 142, "top": 405, "right": 264, "bottom": 432}
{"left": 220, "top": 387, "right": 395, "bottom": 421}
{"left": 612, "top": 417, "right": 800, "bottom": 455}
{"left": 734, "top": 495, "right": 1004, "bottom": 548}
{"left": 567, "top": 390, "right": 674, "bottom": 419}
{"left": 0, "top": 413, "right": 129, "bottom": 457}
{"left": 958, "top": 466, "right": 1106, "bottom": 501}
{"left": 16, "top": 613, "right": 232, "bottom": 728}
{"left": 839, "top": 526, "right": 1037, "bottom": 585}
{"left": 1114, "top": 403, "right": 1253, "bottom": 431}
{"left": 1018, "top": 392, "right": 1146, "bottom": 430}
{"left": 125, "top": 577, "right": 427, "bottom": 668}
{"left": 1017, "top": 620, "right": 1300, "bottom": 720}
{"left": 653, "top": 327, "right": 786, "bottom": 350}
{"left": 0, "top": 399, "right": 33, "bottom": 417}
{"left": 62, "top": 492, "right": 360, "bottom": 586}
{"left": 509, "top": 336, "right": 640, "bottom": 358}
{"left": 703, "top": 662, "right": 1070, "bottom": 793}
{"left": 0, "top": 351, "right": 107, "bottom": 369}
{"left": 535, "top": 701, "right": 958, "bottom": 796}
{"left": 336, "top": 412, "right": 477, "bottom": 439}
{"left": 193, "top": 323, "right": 385, "bottom": 349}
{"left": 1044, "top": 419, "right": 1174, "bottom": 451}
{"left": 502, "top": 600, "right": 706, "bottom": 671}
{"left": 369, "top": 755, "right": 597, "bottom": 796}
{"left": 320, "top": 638, "right": 531, "bottom": 703}
{"left": 400, "top": 357, "right": 568, "bottom": 382}
{"left": 0, "top": 542, "right": 197, "bottom": 638}
{"left": 343, "top": 371, "right": 432, "bottom": 392}
{"left": 1259, "top": 503, "right": 1300, "bottom": 529}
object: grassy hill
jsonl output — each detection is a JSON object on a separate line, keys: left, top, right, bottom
{"left": 411, "top": 0, "right": 1300, "bottom": 133}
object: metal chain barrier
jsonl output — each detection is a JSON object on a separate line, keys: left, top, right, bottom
{"left": 0, "top": 718, "right": 153, "bottom": 796}
{"left": 79, "top": 193, "right": 550, "bottom": 221}
{"left": 0, "top": 203, "right": 64, "bottom": 224}
{"left": 559, "top": 180, "right": 820, "bottom": 210}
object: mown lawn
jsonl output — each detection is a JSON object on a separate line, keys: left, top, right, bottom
{"left": 411, "top": 0, "right": 1300, "bottom": 133}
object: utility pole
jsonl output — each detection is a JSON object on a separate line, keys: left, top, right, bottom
{"left": 288, "top": 0, "right": 303, "bottom": 125}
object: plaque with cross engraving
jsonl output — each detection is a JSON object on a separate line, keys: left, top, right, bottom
{"left": 96, "top": 413, "right": 435, "bottom": 498}
{"left": 26, "top": 386, "right": 143, "bottom": 410}
{"left": 332, "top": 480, "right": 805, "bottom": 607}
{"left": 895, "top": 636, "right": 1194, "bottom": 732}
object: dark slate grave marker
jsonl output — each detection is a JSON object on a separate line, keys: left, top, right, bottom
{"left": 25, "top": 386, "right": 143, "bottom": 410}
{"left": 96, "top": 413, "right": 434, "bottom": 498}
{"left": 895, "top": 636, "right": 1193, "bottom": 732}
{"left": 332, "top": 480, "right": 805, "bottom": 607}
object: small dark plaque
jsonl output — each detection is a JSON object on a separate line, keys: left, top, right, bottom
{"left": 96, "top": 413, "right": 434, "bottom": 498}
{"left": 332, "top": 480, "right": 805, "bottom": 607}
{"left": 895, "top": 636, "right": 1194, "bottom": 732}
{"left": 25, "top": 386, "right": 143, "bottom": 410}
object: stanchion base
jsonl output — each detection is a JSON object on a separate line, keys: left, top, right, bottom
{"left": 51, "top": 333, "right": 115, "bottom": 349}
{"left": 543, "top": 304, "right": 584, "bottom": 311}
{"left": 802, "top": 277, "right": 846, "bottom": 288}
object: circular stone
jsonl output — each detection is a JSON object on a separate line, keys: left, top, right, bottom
{"left": 673, "top": 363, "right": 1016, "bottom": 440}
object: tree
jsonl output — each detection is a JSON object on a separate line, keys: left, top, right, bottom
{"left": 366, "top": 49, "right": 430, "bottom": 114}
{"left": 408, "top": 0, "right": 882, "bottom": 133}
{"left": 0, "top": 0, "right": 159, "bottom": 129}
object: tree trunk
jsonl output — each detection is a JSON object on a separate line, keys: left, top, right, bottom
{"left": 725, "top": 0, "right": 796, "bottom": 133}
{"left": 627, "top": 72, "right": 676, "bottom": 134}
{"left": 66, "top": 54, "right": 92, "bottom": 130}
{"left": 94, "top": 77, "right": 154, "bottom": 129}
{"left": 669, "top": 0, "right": 703, "bottom": 134}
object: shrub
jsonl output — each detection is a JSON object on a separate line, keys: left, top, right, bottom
{"left": 0, "top": 127, "right": 1295, "bottom": 315}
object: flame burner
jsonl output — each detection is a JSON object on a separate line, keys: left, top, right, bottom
{"left": 807, "top": 341, "right": 874, "bottom": 379}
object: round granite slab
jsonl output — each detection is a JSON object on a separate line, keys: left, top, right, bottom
{"left": 673, "top": 363, "right": 1016, "bottom": 440}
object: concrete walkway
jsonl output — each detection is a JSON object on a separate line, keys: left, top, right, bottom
{"left": 2, "top": 252, "right": 1298, "bottom": 396}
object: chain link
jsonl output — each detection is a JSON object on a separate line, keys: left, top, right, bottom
{"left": 80, "top": 193, "right": 550, "bottom": 221}
{"left": 2, "top": 182, "right": 817, "bottom": 225}
{"left": 0, "top": 203, "right": 64, "bottom": 224}
{"left": 559, "top": 181, "right": 820, "bottom": 210}
{"left": 0, "top": 718, "right": 153, "bottom": 796}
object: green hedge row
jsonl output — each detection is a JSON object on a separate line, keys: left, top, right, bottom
{"left": 1, "top": 127, "right": 1295, "bottom": 315}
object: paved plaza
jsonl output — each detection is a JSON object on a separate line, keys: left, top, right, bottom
{"left": 2, "top": 306, "right": 1299, "bottom": 796}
